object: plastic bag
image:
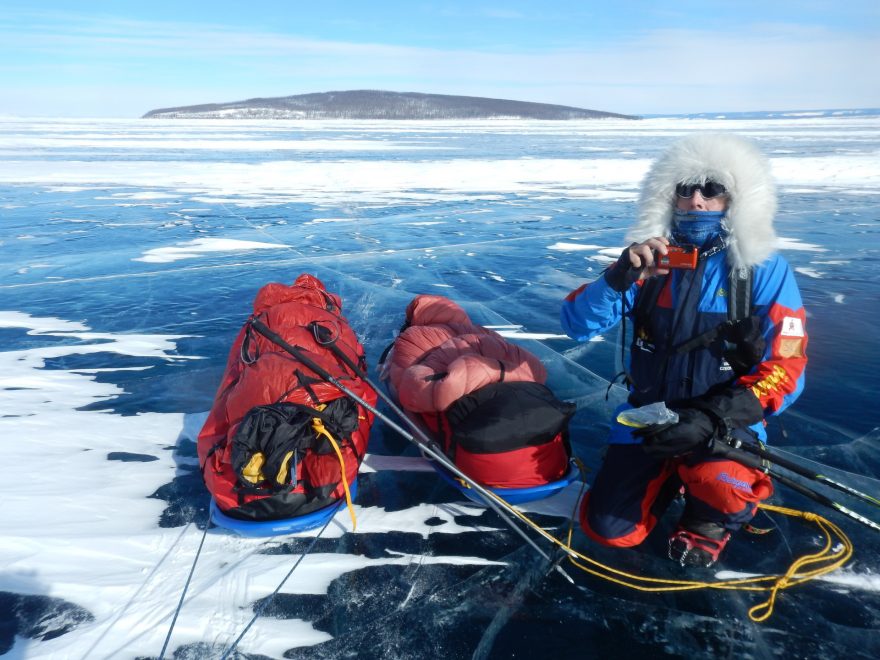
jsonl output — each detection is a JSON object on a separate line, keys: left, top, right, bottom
{"left": 616, "top": 402, "right": 679, "bottom": 428}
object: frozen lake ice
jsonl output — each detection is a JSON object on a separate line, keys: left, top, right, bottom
{"left": 1, "top": 116, "right": 879, "bottom": 658}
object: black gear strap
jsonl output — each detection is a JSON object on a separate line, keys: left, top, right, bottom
{"left": 670, "top": 265, "right": 754, "bottom": 356}
{"left": 728, "top": 266, "right": 753, "bottom": 322}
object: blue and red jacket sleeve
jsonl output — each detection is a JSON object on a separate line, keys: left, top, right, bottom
{"left": 737, "top": 254, "right": 808, "bottom": 416}
{"left": 561, "top": 271, "right": 638, "bottom": 341}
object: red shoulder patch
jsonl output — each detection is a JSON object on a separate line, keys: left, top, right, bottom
{"left": 565, "top": 283, "right": 588, "bottom": 302}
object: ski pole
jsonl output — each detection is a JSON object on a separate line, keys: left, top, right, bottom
{"left": 250, "top": 319, "right": 576, "bottom": 583}
{"left": 727, "top": 439, "right": 880, "bottom": 509}
{"left": 713, "top": 442, "right": 880, "bottom": 534}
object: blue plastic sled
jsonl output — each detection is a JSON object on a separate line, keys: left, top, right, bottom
{"left": 432, "top": 460, "right": 579, "bottom": 505}
{"left": 210, "top": 480, "right": 357, "bottom": 537}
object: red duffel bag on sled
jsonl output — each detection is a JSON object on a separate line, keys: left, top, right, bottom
{"left": 197, "top": 274, "right": 375, "bottom": 532}
{"left": 382, "top": 295, "right": 575, "bottom": 495}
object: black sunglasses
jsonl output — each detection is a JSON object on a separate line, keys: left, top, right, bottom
{"left": 675, "top": 181, "right": 728, "bottom": 199}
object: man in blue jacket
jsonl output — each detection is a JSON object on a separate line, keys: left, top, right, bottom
{"left": 561, "top": 134, "right": 807, "bottom": 567}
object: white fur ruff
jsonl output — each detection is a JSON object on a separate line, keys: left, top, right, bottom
{"left": 627, "top": 133, "right": 777, "bottom": 269}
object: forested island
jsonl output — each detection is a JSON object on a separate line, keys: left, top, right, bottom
{"left": 143, "top": 90, "right": 638, "bottom": 120}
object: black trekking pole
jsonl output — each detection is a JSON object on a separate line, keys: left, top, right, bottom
{"left": 712, "top": 441, "right": 880, "bottom": 534}
{"left": 726, "top": 438, "right": 880, "bottom": 509}
{"left": 249, "top": 319, "right": 577, "bottom": 583}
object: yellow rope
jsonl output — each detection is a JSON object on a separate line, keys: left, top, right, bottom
{"left": 748, "top": 504, "right": 852, "bottom": 621}
{"left": 472, "top": 465, "right": 852, "bottom": 622}
{"left": 311, "top": 415, "right": 357, "bottom": 531}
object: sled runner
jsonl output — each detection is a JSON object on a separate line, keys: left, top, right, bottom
{"left": 197, "top": 274, "right": 375, "bottom": 535}
{"left": 208, "top": 481, "right": 358, "bottom": 537}
{"left": 432, "top": 459, "right": 580, "bottom": 505}
{"left": 382, "top": 295, "right": 576, "bottom": 503}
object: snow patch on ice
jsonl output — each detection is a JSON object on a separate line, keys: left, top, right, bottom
{"left": 546, "top": 243, "right": 620, "bottom": 265}
{"left": 496, "top": 329, "right": 569, "bottom": 340}
{"left": 508, "top": 331, "right": 569, "bottom": 340}
{"left": 134, "top": 237, "right": 288, "bottom": 263}
{"left": 776, "top": 237, "right": 828, "bottom": 252}
{"left": 795, "top": 267, "right": 824, "bottom": 279}
{"left": 109, "top": 191, "right": 178, "bottom": 200}
{"left": 716, "top": 568, "right": 880, "bottom": 593}
{"left": 0, "top": 310, "right": 89, "bottom": 333}
{"left": 547, "top": 242, "right": 604, "bottom": 251}
{"left": 307, "top": 217, "right": 357, "bottom": 224}
{"left": 3, "top": 118, "right": 878, "bottom": 210}
{"left": 484, "top": 324, "right": 585, "bottom": 341}
{"left": 2, "top": 136, "right": 428, "bottom": 152}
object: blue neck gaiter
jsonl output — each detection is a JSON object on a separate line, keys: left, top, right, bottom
{"left": 671, "top": 209, "right": 727, "bottom": 248}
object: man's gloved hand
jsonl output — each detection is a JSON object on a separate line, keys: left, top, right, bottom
{"left": 634, "top": 386, "right": 764, "bottom": 459}
{"left": 604, "top": 243, "right": 643, "bottom": 292}
{"left": 604, "top": 238, "right": 671, "bottom": 292}
{"left": 635, "top": 408, "right": 717, "bottom": 458}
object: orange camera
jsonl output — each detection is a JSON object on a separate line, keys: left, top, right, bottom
{"left": 657, "top": 245, "right": 697, "bottom": 269}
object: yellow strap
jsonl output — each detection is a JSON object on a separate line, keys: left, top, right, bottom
{"left": 276, "top": 451, "right": 294, "bottom": 486}
{"left": 312, "top": 415, "right": 357, "bottom": 531}
{"left": 241, "top": 452, "right": 266, "bottom": 484}
{"left": 242, "top": 451, "right": 294, "bottom": 486}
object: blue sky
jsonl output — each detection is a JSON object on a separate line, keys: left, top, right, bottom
{"left": 2, "top": 1, "right": 878, "bottom": 117}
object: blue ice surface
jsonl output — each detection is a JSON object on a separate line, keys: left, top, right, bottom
{"left": 1, "top": 117, "right": 879, "bottom": 658}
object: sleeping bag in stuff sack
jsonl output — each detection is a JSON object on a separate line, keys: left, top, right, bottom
{"left": 383, "top": 294, "right": 575, "bottom": 490}
{"left": 197, "top": 273, "right": 376, "bottom": 526}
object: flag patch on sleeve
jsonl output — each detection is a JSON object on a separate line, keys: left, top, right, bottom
{"left": 779, "top": 337, "right": 805, "bottom": 358}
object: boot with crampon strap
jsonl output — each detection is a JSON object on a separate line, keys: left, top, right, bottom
{"left": 668, "top": 520, "right": 731, "bottom": 568}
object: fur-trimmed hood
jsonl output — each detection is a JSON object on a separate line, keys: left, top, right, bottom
{"left": 627, "top": 133, "right": 777, "bottom": 269}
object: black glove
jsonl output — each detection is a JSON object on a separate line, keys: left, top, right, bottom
{"left": 603, "top": 244, "right": 643, "bottom": 292}
{"left": 635, "top": 387, "right": 764, "bottom": 459}
{"left": 635, "top": 408, "right": 716, "bottom": 458}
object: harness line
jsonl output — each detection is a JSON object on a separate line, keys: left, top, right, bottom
{"left": 158, "top": 507, "right": 212, "bottom": 660}
{"left": 218, "top": 501, "right": 342, "bottom": 660}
